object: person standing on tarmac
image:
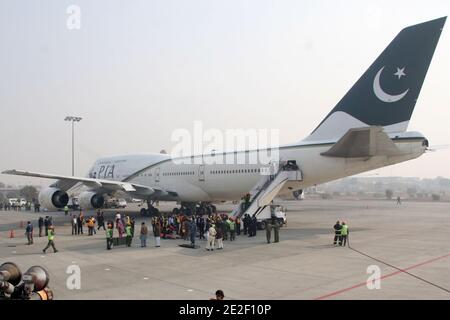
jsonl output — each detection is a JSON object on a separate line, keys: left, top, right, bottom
{"left": 272, "top": 217, "right": 280, "bottom": 243}
{"left": 97, "top": 211, "right": 106, "bottom": 231}
{"left": 228, "top": 218, "right": 236, "bottom": 241}
{"left": 44, "top": 216, "right": 49, "bottom": 236}
{"left": 215, "top": 227, "right": 224, "bottom": 250}
{"left": 340, "top": 222, "right": 349, "bottom": 247}
{"left": 140, "top": 222, "right": 148, "bottom": 247}
{"left": 206, "top": 224, "right": 216, "bottom": 251}
{"left": 333, "top": 221, "right": 342, "bottom": 246}
{"left": 189, "top": 218, "right": 197, "bottom": 246}
{"left": 43, "top": 225, "right": 58, "bottom": 254}
{"left": 106, "top": 222, "right": 114, "bottom": 250}
{"left": 265, "top": 219, "right": 272, "bottom": 243}
{"left": 64, "top": 205, "right": 69, "bottom": 216}
{"left": 25, "top": 221, "right": 34, "bottom": 245}
{"left": 154, "top": 221, "right": 161, "bottom": 247}
{"left": 38, "top": 216, "right": 44, "bottom": 237}
{"left": 125, "top": 223, "right": 133, "bottom": 247}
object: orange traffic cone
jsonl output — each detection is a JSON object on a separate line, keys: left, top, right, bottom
{"left": 9, "top": 229, "right": 15, "bottom": 238}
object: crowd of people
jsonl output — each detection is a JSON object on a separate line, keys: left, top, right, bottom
{"left": 0, "top": 201, "right": 40, "bottom": 212}
{"left": 16, "top": 203, "right": 350, "bottom": 258}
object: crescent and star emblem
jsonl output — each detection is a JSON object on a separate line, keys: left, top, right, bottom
{"left": 373, "top": 66, "right": 409, "bottom": 103}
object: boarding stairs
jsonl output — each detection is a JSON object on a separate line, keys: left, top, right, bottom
{"left": 231, "top": 161, "right": 303, "bottom": 219}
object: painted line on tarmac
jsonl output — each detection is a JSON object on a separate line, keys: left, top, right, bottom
{"left": 314, "top": 252, "right": 450, "bottom": 300}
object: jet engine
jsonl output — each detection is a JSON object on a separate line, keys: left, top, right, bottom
{"left": 38, "top": 187, "right": 69, "bottom": 211}
{"left": 78, "top": 191, "right": 105, "bottom": 210}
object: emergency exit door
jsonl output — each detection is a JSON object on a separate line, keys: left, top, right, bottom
{"left": 198, "top": 165, "right": 205, "bottom": 181}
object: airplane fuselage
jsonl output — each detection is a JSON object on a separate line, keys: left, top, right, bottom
{"left": 86, "top": 132, "right": 427, "bottom": 203}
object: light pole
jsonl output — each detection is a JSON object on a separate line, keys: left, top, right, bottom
{"left": 64, "top": 116, "right": 82, "bottom": 176}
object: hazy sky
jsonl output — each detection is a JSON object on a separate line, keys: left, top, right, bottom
{"left": 1, "top": 0, "right": 450, "bottom": 186}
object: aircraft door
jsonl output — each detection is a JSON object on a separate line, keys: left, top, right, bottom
{"left": 198, "top": 165, "right": 205, "bottom": 182}
{"left": 155, "top": 167, "right": 160, "bottom": 183}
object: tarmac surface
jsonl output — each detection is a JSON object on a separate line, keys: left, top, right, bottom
{"left": 0, "top": 199, "right": 449, "bottom": 300}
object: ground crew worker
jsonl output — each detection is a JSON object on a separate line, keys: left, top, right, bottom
{"left": 25, "top": 221, "right": 33, "bottom": 245}
{"left": 125, "top": 223, "right": 133, "bottom": 247}
{"left": 206, "top": 224, "right": 216, "bottom": 251}
{"left": 87, "top": 217, "right": 94, "bottom": 236}
{"left": 228, "top": 218, "right": 236, "bottom": 241}
{"left": 333, "top": 220, "right": 342, "bottom": 246}
{"left": 106, "top": 223, "right": 114, "bottom": 250}
{"left": 64, "top": 205, "right": 69, "bottom": 216}
{"left": 341, "top": 222, "right": 349, "bottom": 247}
{"left": 43, "top": 225, "right": 58, "bottom": 253}
{"left": 265, "top": 219, "right": 272, "bottom": 243}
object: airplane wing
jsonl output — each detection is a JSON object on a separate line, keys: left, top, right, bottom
{"left": 1, "top": 169, "right": 158, "bottom": 196}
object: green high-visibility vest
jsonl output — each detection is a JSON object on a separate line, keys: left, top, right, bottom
{"left": 126, "top": 226, "right": 132, "bottom": 236}
{"left": 106, "top": 229, "right": 113, "bottom": 238}
{"left": 64, "top": 206, "right": 69, "bottom": 211}
{"left": 229, "top": 222, "right": 235, "bottom": 231}
{"left": 341, "top": 225, "right": 348, "bottom": 236}
{"left": 48, "top": 230, "right": 54, "bottom": 241}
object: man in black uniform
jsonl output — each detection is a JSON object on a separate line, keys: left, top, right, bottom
{"left": 38, "top": 216, "right": 44, "bottom": 237}
{"left": 333, "top": 220, "right": 342, "bottom": 246}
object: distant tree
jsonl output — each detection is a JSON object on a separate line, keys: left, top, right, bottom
{"left": 385, "top": 189, "right": 393, "bottom": 200}
{"left": 0, "top": 192, "right": 5, "bottom": 203}
{"left": 20, "top": 186, "right": 38, "bottom": 202}
{"left": 0, "top": 182, "right": 5, "bottom": 188}
{"left": 432, "top": 194, "right": 441, "bottom": 201}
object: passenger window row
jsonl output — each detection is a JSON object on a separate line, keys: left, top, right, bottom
{"left": 163, "top": 171, "right": 195, "bottom": 177}
{"left": 210, "top": 168, "right": 261, "bottom": 175}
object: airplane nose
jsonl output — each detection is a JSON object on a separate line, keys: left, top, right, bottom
{"left": 422, "top": 139, "right": 429, "bottom": 148}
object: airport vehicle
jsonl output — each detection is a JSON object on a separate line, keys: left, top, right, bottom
{"left": 8, "top": 198, "right": 26, "bottom": 207}
{"left": 3, "top": 18, "right": 446, "bottom": 222}
{"left": 255, "top": 205, "right": 287, "bottom": 230}
{"left": 104, "top": 198, "right": 127, "bottom": 209}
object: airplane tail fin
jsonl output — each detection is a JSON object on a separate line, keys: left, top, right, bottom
{"left": 305, "top": 17, "right": 446, "bottom": 141}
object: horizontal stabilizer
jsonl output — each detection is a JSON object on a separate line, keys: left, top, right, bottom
{"left": 321, "top": 127, "right": 403, "bottom": 158}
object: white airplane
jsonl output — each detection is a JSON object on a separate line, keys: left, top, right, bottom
{"left": 2, "top": 17, "right": 446, "bottom": 217}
